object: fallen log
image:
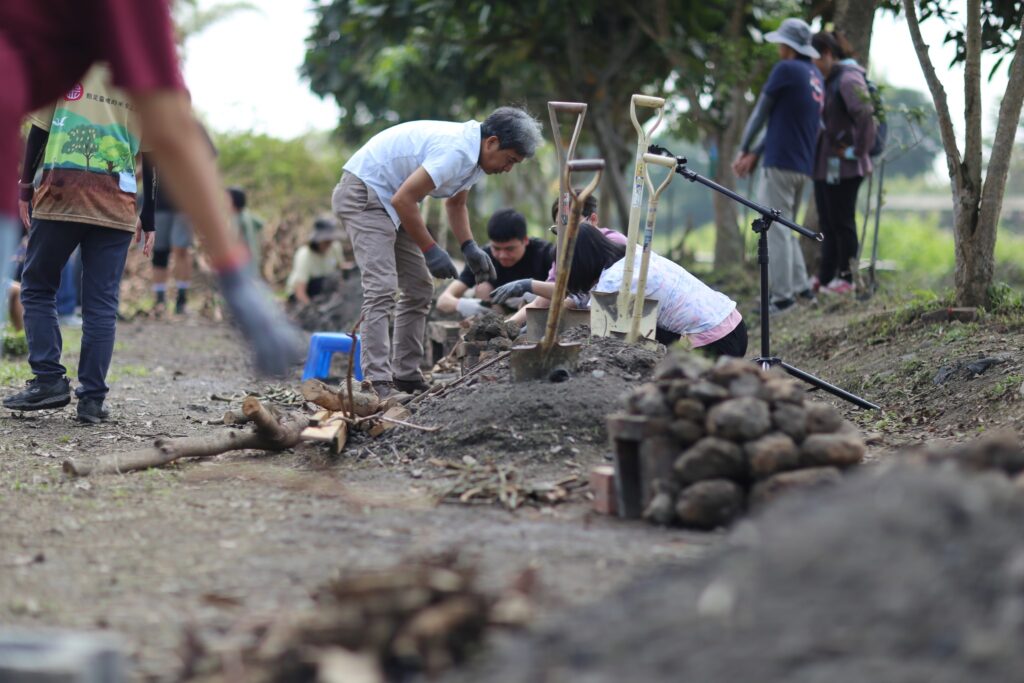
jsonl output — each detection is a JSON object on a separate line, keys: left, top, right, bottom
{"left": 301, "top": 379, "right": 380, "bottom": 417}
{"left": 64, "top": 399, "right": 309, "bottom": 477}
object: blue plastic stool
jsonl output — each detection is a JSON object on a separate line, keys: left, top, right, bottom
{"left": 302, "top": 333, "right": 363, "bottom": 381}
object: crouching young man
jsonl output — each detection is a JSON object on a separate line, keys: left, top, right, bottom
{"left": 436, "top": 208, "right": 555, "bottom": 318}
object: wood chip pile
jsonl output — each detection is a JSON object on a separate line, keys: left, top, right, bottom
{"left": 609, "top": 352, "right": 866, "bottom": 530}
{"left": 181, "top": 556, "right": 532, "bottom": 683}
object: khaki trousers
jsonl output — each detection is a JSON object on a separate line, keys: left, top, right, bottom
{"left": 332, "top": 173, "right": 433, "bottom": 382}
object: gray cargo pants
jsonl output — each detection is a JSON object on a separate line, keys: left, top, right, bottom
{"left": 332, "top": 173, "right": 433, "bottom": 383}
{"left": 758, "top": 167, "right": 811, "bottom": 304}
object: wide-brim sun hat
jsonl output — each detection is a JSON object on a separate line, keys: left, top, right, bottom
{"left": 765, "top": 17, "right": 820, "bottom": 59}
{"left": 310, "top": 218, "right": 346, "bottom": 243}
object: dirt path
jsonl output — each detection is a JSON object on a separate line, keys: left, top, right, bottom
{"left": 0, "top": 319, "right": 708, "bottom": 680}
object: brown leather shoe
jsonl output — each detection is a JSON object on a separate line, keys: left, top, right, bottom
{"left": 394, "top": 376, "right": 431, "bottom": 394}
{"left": 370, "top": 381, "right": 413, "bottom": 404}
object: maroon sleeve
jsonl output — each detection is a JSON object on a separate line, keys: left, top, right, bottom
{"left": 89, "top": 0, "right": 185, "bottom": 92}
{"left": 839, "top": 72, "right": 876, "bottom": 161}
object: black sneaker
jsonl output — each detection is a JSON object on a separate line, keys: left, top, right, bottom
{"left": 3, "top": 377, "right": 72, "bottom": 411}
{"left": 77, "top": 396, "right": 110, "bottom": 424}
{"left": 797, "top": 288, "right": 818, "bottom": 306}
{"left": 394, "top": 376, "right": 430, "bottom": 394}
{"left": 767, "top": 298, "right": 797, "bottom": 316}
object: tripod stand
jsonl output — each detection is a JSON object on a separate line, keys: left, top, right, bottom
{"left": 648, "top": 145, "right": 879, "bottom": 410}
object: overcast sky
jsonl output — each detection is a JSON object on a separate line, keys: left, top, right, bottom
{"left": 182, "top": 1, "right": 1011, "bottom": 143}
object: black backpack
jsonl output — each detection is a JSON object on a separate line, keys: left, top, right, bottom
{"left": 831, "top": 65, "right": 887, "bottom": 158}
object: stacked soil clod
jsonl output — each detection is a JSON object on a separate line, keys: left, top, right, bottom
{"left": 612, "top": 351, "right": 866, "bottom": 529}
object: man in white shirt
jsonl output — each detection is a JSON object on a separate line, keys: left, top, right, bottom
{"left": 332, "top": 106, "right": 542, "bottom": 398}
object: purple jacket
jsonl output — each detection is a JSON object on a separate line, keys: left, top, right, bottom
{"left": 813, "top": 62, "right": 877, "bottom": 180}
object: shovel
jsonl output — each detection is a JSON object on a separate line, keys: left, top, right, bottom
{"left": 511, "top": 159, "right": 604, "bottom": 382}
{"left": 624, "top": 154, "right": 676, "bottom": 342}
{"left": 592, "top": 94, "right": 665, "bottom": 338}
{"left": 547, "top": 101, "right": 588, "bottom": 256}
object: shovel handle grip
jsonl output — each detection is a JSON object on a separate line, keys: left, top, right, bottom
{"left": 567, "top": 159, "right": 605, "bottom": 172}
{"left": 631, "top": 95, "right": 666, "bottom": 109}
{"left": 548, "top": 101, "right": 588, "bottom": 114}
{"left": 643, "top": 153, "right": 677, "bottom": 169}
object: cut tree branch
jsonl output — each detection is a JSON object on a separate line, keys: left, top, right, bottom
{"left": 63, "top": 401, "right": 310, "bottom": 477}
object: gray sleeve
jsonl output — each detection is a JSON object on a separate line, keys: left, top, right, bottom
{"left": 739, "top": 91, "right": 776, "bottom": 154}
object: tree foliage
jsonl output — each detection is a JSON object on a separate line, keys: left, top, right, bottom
{"left": 63, "top": 126, "right": 100, "bottom": 170}
{"left": 97, "top": 136, "right": 131, "bottom": 174}
{"left": 878, "top": 85, "right": 943, "bottom": 179}
{"left": 304, "top": 0, "right": 683, "bottom": 229}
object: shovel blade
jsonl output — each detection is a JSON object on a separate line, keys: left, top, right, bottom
{"left": 590, "top": 292, "right": 659, "bottom": 340}
{"left": 525, "top": 307, "right": 591, "bottom": 342}
{"left": 509, "top": 342, "right": 583, "bottom": 382}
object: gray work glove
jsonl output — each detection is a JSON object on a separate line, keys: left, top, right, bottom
{"left": 455, "top": 297, "right": 487, "bottom": 318}
{"left": 490, "top": 278, "right": 532, "bottom": 305}
{"left": 461, "top": 239, "right": 497, "bottom": 285}
{"left": 423, "top": 243, "right": 458, "bottom": 279}
{"left": 216, "top": 266, "right": 305, "bottom": 377}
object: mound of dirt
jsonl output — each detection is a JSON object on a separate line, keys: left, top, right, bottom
{"left": 293, "top": 271, "right": 364, "bottom": 333}
{"left": 385, "top": 335, "right": 665, "bottom": 464}
{"left": 449, "top": 463, "right": 1024, "bottom": 682}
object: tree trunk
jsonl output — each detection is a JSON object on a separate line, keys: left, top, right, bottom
{"left": 712, "top": 127, "right": 745, "bottom": 270}
{"left": 589, "top": 108, "right": 631, "bottom": 230}
{"left": 952, "top": 0, "right": 989, "bottom": 307}
{"left": 833, "top": 0, "right": 879, "bottom": 64}
{"left": 952, "top": 189, "right": 992, "bottom": 306}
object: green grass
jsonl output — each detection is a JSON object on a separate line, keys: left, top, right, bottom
{"left": 990, "top": 374, "right": 1024, "bottom": 400}
{"left": 0, "top": 327, "right": 83, "bottom": 387}
{"left": 107, "top": 364, "right": 150, "bottom": 382}
{"left": 665, "top": 211, "right": 1024, "bottom": 292}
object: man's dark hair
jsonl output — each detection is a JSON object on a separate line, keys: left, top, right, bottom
{"left": 228, "top": 186, "right": 247, "bottom": 210}
{"left": 567, "top": 222, "right": 626, "bottom": 294}
{"left": 487, "top": 208, "right": 528, "bottom": 242}
{"left": 550, "top": 193, "right": 599, "bottom": 223}
{"left": 480, "top": 106, "right": 543, "bottom": 158}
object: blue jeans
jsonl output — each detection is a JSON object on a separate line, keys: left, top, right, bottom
{"left": 21, "top": 219, "right": 132, "bottom": 399}
{"left": 56, "top": 248, "right": 82, "bottom": 316}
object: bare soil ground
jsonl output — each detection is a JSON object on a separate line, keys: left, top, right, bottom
{"left": 0, "top": 318, "right": 705, "bottom": 680}
{"left": 2, "top": 287, "right": 1022, "bottom": 681}
{"left": 448, "top": 463, "right": 1024, "bottom": 682}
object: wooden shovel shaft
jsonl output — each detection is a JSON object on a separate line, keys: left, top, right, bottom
{"left": 627, "top": 160, "right": 675, "bottom": 343}
{"left": 618, "top": 94, "right": 666, "bottom": 321}
{"left": 547, "top": 101, "right": 587, "bottom": 254}
{"left": 542, "top": 160, "right": 604, "bottom": 353}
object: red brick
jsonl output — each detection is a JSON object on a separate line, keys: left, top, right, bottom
{"left": 590, "top": 465, "right": 617, "bottom": 515}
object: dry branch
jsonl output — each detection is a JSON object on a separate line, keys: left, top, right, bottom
{"left": 64, "top": 399, "right": 309, "bottom": 477}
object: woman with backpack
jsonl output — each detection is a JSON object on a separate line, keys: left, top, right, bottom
{"left": 811, "top": 30, "right": 878, "bottom": 295}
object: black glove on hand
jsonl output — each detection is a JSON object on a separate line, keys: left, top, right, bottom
{"left": 490, "top": 278, "right": 532, "bottom": 305}
{"left": 217, "top": 266, "right": 305, "bottom": 377}
{"left": 461, "top": 239, "right": 497, "bottom": 284}
{"left": 423, "top": 243, "right": 458, "bottom": 279}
